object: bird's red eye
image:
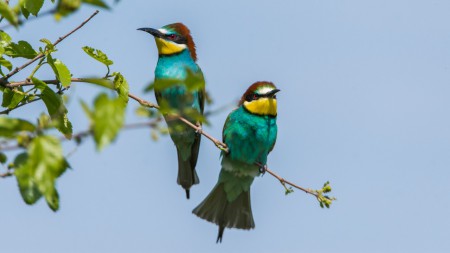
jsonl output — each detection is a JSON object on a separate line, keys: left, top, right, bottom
{"left": 167, "top": 34, "right": 177, "bottom": 40}
{"left": 253, "top": 94, "right": 258, "bottom": 100}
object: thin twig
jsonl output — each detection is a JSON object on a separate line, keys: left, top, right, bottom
{"left": 128, "top": 93, "right": 158, "bottom": 108}
{"left": 7, "top": 78, "right": 93, "bottom": 88}
{"left": 0, "top": 10, "right": 99, "bottom": 84}
{"left": 264, "top": 168, "right": 318, "bottom": 197}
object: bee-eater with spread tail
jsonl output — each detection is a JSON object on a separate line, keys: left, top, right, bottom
{"left": 138, "top": 23, "right": 205, "bottom": 199}
{"left": 193, "top": 81, "right": 280, "bottom": 242}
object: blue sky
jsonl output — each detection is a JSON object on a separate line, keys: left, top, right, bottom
{"left": 1, "top": 0, "right": 450, "bottom": 252}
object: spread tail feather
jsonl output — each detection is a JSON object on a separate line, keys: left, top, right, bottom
{"left": 192, "top": 183, "right": 255, "bottom": 242}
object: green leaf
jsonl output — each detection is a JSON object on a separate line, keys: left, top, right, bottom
{"left": 113, "top": 72, "right": 129, "bottom": 103}
{"left": 0, "top": 31, "right": 12, "bottom": 56}
{"left": 135, "top": 106, "right": 155, "bottom": 118}
{"left": 14, "top": 136, "right": 69, "bottom": 211}
{"left": 0, "top": 152, "right": 7, "bottom": 164}
{"left": 79, "top": 99, "right": 92, "bottom": 119}
{"left": 44, "top": 187, "right": 59, "bottom": 211}
{"left": 185, "top": 68, "right": 206, "bottom": 91}
{"left": 0, "top": 57, "right": 12, "bottom": 70}
{"left": 23, "top": 0, "right": 44, "bottom": 16}
{"left": 54, "top": 0, "right": 81, "bottom": 21}
{"left": 0, "top": 57, "right": 13, "bottom": 71}
{"left": 82, "top": 0, "right": 109, "bottom": 9}
{"left": 4, "top": 41, "right": 38, "bottom": 59}
{"left": 92, "top": 93, "right": 125, "bottom": 150}
{"left": 46, "top": 55, "right": 69, "bottom": 87}
{"left": 183, "top": 107, "right": 208, "bottom": 125}
{"left": 0, "top": 1, "right": 18, "bottom": 27}
{"left": 20, "top": 0, "right": 30, "bottom": 19}
{"left": 322, "top": 181, "right": 332, "bottom": 193}
{"left": 37, "top": 113, "right": 52, "bottom": 129}
{"left": 1, "top": 87, "right": 25, "bottom": 109}
{"left": 15, "top": 153, "right": 43, "bottom": 205}
{"left": 143, "top": 81, "right": 155, "bottom": 92}
{"left": 153, "top": 79, "right": 180, "bottom": 92}
{"left": 33, "top": 78, "right": 73, "bottom": 138}
{"left": 0, "top": 31, "right": 11, "bottom": 46}
{"left": 82, "top": 46, "right": 113, "bottom": 66}
{"left": 31, "top": 136, "right": 66, "bottom": 209}
{"left": 82, "top": 78, "right": 113, "bottom": 89}
{"left": 40, "top": 38, "right": 55, "bottom": 53}
{"left": 0, "top": 116, "right": 36, "bottom": 137}
{"left": 52, "top": 58, "right": 72, "bottom": 87}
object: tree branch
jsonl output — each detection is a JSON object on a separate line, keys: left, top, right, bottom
{"left": 264, "top": 166, "right": 318, "bottom": 197}
{"left": 1, "top": 81, "right": 335, "bottom": 204}
{"left": 124, "top": 93, "right": 330, "bottom": 200}
{"left": 0, "top": 10, "right": 99, "bottom": 84}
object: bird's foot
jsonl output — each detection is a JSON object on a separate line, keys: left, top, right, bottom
{"left": 195, "top": 123, "right": 203, "bottom": 134}
{"left": 259, "top": 164, "right": 267, "bottom": 175}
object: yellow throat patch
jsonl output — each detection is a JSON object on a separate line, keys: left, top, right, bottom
{"left": 155, "top": 37, "right": 186, "bottom": 55}
{"left": 243, "top": 98, "right": 277, "bottom": 116}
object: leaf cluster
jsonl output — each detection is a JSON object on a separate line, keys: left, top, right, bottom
{"left": 315, "top": 181, "right": 336, "bottom": 208}
{"left": 0, "top": 5, "right": 128, "bottom": 211}
{"left": 0, "top": 0, "right": 110, "bottom": 27}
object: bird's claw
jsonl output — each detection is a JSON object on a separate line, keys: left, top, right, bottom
{"left": 195, "top": 123, "right": 202, "bottom": 134}
{"left": 259, "top": 164, "right": 267, "bottom": 175}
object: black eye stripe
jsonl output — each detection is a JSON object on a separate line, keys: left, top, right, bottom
{"left": 165, "top": 34, "right": 188, "bottom": 44}
{"left": 245, "top": 92, "right": 277, "bottom": 102}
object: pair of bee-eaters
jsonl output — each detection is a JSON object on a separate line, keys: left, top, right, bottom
{"left": 138, "top": 23, "right": 280, "bottom": 242}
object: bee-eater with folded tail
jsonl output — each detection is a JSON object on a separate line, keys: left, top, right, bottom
{"left": 193, "top": 81, "right": 280, "bottom": 242}
{"left": 138, "top": 23, "right": 205, "bottom": 199}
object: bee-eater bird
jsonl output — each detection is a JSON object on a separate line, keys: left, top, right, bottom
{"left": 138, "top": 23, "right": 205, "bottom": 199}
{"left": 193, "top": 81, "right": 280, "bottom": 242}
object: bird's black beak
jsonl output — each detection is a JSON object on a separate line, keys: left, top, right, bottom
{"left": 266, "top": 88, "right": 281, "bottom": 97}
{"left": 137, "top": 27, "right": 164, "bottom": 38}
